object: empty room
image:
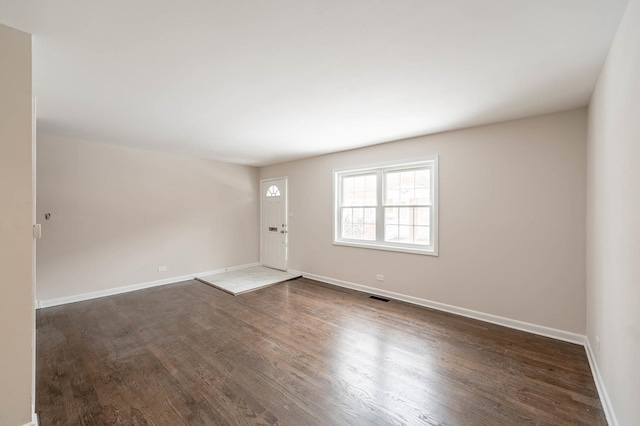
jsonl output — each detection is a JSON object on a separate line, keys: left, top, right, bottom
{"left": 1, "top": 0, "right": 639, "bottom": 425}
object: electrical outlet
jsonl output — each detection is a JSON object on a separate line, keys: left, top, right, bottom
{"left": 595, "top": 335, "right": 600, "bottom": 351}
{"left": 158, "top": 266, "right": 167, "bottom": 272}
{"left": 376, "top": 274, "right": 384, "bottom": 281}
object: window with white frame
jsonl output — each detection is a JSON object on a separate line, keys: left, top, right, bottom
{"left": 334, "top": 158, "right": 438, "bottom": 255}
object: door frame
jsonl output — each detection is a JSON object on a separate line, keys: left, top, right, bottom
{"left": 260, "top": 176, "right": 289, "bottom": 270}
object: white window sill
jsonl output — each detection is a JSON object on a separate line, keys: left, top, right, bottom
{"left": 333, "top": 240, "right": 438, "bottom": 256}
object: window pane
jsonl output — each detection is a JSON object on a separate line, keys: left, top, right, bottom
{"left": 384, "top": 206, "right": 429, "bottom": 246}
{"left": 342, "top": 207, "right": 352, "bottom": 223}
{"left": 399, "top": 207, "right": 412, "bottom": 225}
{"left": 400, "top": 171, "right": 414, "bottom": 189}
{"left": 342, "top": 223, "right": 353, "bottom": 239}
{"left": 385, "top": 172, "right": 401, "bottom": 205}
{"left": 266, "top": 185, "right": 281, "bottom": 197}
{"left": 400, "top": 188, "right": 415, "bottom": 205}
{"left": 353, "top": 207, "right": 363, "bottom": 223}
{"left": 341, "top": 207, "right": 376, "bottom": 241}
{"left": 398, "top": 225, "right": 413, "bottom": 243}
{"left": 384, "top": 207, "right": 398, "bottom": 242}
{"left": 385, "top": 207, "right": 398, "bottom": 225}
{"left": 415, "top": 188, "right": 429, "bottom": 205}
{"left": 385, "top": 225, "right": 399, "bottom": 242}
{"left": 385, "top": 168, "right": 428, "bottom": 206}
{"left": 353, "top": 223, "right": 363, "bottom": 239}
{"left": 415, "top": 226, "right": 430, "bottom": 245}
{"left": 363, "top": 224, "right": 376, "bottom": 240}
{"left": 342, "top": 190, "right": 354, "bottom": 206}
{"left": 415, "top": 169, "right": 429, "bottom": 187}
{"left": 364, "top": 207, "right": 376, "bottom": 224}
{"left": 366, "top": 175, "right": 376, "bottom": 192}
{"left": 342, "top": 174, "right": 376, "bottom": 206}
{"left": 415, "top": 207, "right": 430, "bottom": 226}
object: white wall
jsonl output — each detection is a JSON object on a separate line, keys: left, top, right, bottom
{"left": 261, "top": 109, "right": 587, "bottom": 334}
{"left": 36, "top": 134, "right": 260, "bottom": 302}
{"left": 587, "top": 0, "right": 640, "bottom": 424}
{"left": 0, "top": 23, "right": 34, "bottom": 426}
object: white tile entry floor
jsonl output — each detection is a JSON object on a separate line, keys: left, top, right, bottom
{"left": 195, "top": 266, "right": 301, "bottom": 296}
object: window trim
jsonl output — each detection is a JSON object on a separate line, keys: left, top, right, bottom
{"left": 333, "top": 157, "right": 439, "bottom": 256}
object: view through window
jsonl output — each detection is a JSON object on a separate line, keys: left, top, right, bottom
{"left": 334, "top": 158, "right": 438, "bottom": 255}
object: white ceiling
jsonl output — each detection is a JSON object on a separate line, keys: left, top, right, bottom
{"left": 0, "top": 1, "right": 630, "bottom": 166}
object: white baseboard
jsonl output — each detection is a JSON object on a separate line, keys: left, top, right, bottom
{"left": 290, "top": 270, "right": 586, "bottom": 345}
{"left": 22, "top": 412, "right": 38, "bottom": 426}
{"left": 37, "top": 262, "right": 261, "bottom": 309}
{"left": 585, "top": 337, "right": 618, "bottom": 426}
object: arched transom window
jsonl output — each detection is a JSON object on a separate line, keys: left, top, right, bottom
{"left": 266, "top": 185, "right": 281, "bottom": 197}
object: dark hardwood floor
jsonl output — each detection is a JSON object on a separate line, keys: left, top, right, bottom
{"left": 36, "top": 278, "right": 606, "bottom": 425}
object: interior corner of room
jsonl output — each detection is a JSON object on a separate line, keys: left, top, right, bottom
{"left": 2, "top": 0, "right": 639, "bottom": 424}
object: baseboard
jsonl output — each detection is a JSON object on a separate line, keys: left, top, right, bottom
{"left": 584, "top": 337, "right": 618, "bottom": 426}
{"left": 37, "top": 262, "right": 261, "bottom": 309}
{"left": 291, "top": 270, "right": 586, "bottom": 345}
{"left": 22, "top": 412, "right": 38, "bottom": 426}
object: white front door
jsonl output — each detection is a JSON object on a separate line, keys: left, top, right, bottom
{"left": 261, "top": 178, "right": 288, "bottom": 271}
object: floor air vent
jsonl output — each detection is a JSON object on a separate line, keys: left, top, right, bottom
{"left": 369, "top": 295, "right": 390, "bottom": 302}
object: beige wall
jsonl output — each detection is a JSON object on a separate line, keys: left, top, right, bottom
{"left": 587, "top": 0, "right": 640, "bottom": 424}
{"left": 0, "top": 23, "right": 34, "bottom": 426}
{"left": 261, "top": 109, "right": 587, "bottom": 334}
{"left": 36, "top": 134, "right": 259, "bottom": 302}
